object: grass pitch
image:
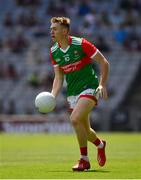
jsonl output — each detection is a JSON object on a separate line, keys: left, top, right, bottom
{"left": 0, "top": 132, "right": 141, "bottom": 179}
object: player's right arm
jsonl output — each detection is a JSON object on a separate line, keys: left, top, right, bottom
{"left": 51, "top": 65, "right": 64, "bottom": 98}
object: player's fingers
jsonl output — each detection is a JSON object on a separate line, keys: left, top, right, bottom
{"left": 96, "top": 87, "right": 103, "bottom": 98}
{"left": 103, "top": 88, "right": 108, "bottom": 100}
{"left": 98, "top": 89, "right": 103, "bottom": 98}
{"left": 95, "top": 87, "right": 99, "bottom": 93}
{"left": 102, "top": 90, "right": 105, "bottom": 99}
{"left": 98, "top": 88, "right": 107, "bottom": 99}
{"left": 96, "top": 86, "right": 102, "bottom": 93}
{"left": 96, "top": 86, "right": 108, "bottom": 100}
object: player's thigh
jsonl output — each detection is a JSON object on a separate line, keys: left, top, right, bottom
{"left": 70, "top": 97, "right": 96, "bottom": 123}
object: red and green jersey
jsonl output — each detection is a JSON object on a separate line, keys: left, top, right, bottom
{"left": 50, "top": 36, "right": 99, "bottom": 96}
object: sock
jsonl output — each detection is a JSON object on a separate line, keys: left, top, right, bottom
{"left": 80, "top": 147, "right": 89, "bottom": 161}
{"left": 80, "top": 155, "right": 89, "bottom": 162}
{"left": 80, "top": 147, "right": 87, "bottom": 156}
{"left": 93, "top": 138, "right": 104, "bottom": 148}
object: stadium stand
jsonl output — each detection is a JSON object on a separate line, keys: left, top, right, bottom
{"left": 0, "top": 0, "right": 141, "bottom": 131}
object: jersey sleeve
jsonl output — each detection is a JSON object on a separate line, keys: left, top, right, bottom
{"left": 50, "top": 49, "right": 57, "bottom": 66}
{"left": 82, "top": 38, "right": 98, "bottom": 58}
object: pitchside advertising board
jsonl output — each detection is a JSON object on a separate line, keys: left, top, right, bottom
{"left": 0, "top": 114, "right": 72, "bottom": 133}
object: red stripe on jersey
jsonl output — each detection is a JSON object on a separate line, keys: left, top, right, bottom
{"left": 50, "top": 49, "right": 57, "bottom": 65}
{"left": 82, "top": 38, "right": 97, "bottom": 58}
{"left": 60, "top": 56, "right": 91, "bottom": 74}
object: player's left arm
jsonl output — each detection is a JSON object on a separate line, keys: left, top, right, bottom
{"left": 92, "top": 50, "right": 110, "bottom": 100}
{"left": 82, "top": 38, "right": 110, "bottom": 100}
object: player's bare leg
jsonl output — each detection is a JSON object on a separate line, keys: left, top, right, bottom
{"left": 82, "top": 114, "right": 106, "bottom": 167}
{"left": 70, "top": 97, "right": 95, "bottom": 171}
{"left": 70, "top": 98, "right": 106, "bottom": 170}
{"left": 71, "top": 121, "right": 90, "bottom": 171}
{"left": 72, "top": 121, "right": 87, "bottom": 148}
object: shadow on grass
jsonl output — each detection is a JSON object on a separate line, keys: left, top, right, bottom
{"left": 46, "top": 169, "right": 110, "bottom": 173}
{"left": 86, "top": 169, "right": 110, "bottom": 173}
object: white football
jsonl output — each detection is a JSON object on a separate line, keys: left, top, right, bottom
{"left": 35, "top": 92, "right": 56, "bottom": 113}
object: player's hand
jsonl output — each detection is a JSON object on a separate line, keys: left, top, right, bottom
{"left": 95, "top": 85, "right": 108, "bottom": 100}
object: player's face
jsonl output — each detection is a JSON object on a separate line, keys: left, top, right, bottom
{"left": 50, "top": 23, "right": 67, "bottom": 42}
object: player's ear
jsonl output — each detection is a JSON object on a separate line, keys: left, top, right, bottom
{"left": 62, "top": 27, "right": 68, "bottom": 35}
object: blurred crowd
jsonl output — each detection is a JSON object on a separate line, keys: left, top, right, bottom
{"left": 0, "top": 0, "right": 141, "bottom": 115}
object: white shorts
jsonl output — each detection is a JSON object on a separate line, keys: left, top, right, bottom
{"left": 67, "top": 88, "right": 98, "bottom": 111}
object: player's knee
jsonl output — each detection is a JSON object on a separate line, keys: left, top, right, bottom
{"left": 70, "top": 113, "right": 81, "bottom": 127}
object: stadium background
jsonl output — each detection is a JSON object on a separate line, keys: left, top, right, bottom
{"left": 0, "top": 0, "right": 141, "bottom": 133}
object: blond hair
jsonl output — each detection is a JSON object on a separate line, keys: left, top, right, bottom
{"left": 51, "top": 17, "right": 70, "bottom": 29}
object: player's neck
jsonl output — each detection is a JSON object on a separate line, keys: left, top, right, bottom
{"left": 58, "top": 36, "right": 70, "bottom": 50}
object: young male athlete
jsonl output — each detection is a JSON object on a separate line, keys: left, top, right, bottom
{"left": 50, "top": 17, "right": 109, "bottom": 171}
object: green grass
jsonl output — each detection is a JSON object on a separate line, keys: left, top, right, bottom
{"left": 0, "top": 132, "right": 141, "bottom": 179}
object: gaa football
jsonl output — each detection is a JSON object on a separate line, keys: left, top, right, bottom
{"left": 35, "top": 92, "right": 56, "bottom": 113}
